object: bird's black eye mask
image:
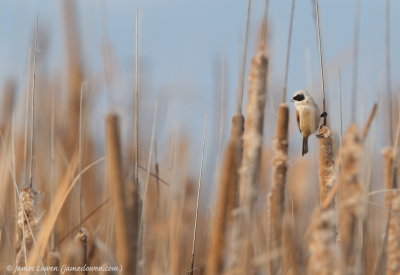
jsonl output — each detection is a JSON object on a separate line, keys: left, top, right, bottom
{"left": 292, "top": 94, "right": 305, "bottom": 101}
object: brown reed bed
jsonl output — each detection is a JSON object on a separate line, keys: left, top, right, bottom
{"left": 0, "top": 2, "right": 399, "bottom": 275}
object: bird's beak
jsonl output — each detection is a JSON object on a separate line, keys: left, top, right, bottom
{"left": 290, "top": 99, "right": 294, "bottom": 102}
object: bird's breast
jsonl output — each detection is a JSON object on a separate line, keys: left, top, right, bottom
{"left": 298, "top": 106, "right": 319, "bottom": 136}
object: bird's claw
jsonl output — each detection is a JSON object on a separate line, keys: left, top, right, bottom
{"left": 320, "top": 112, "right": 327, "bottom": 118}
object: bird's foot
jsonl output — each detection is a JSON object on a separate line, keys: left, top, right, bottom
{"left": 320, "top": 112, "right": 327, "bottom": 118}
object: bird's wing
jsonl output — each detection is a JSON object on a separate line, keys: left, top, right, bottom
{"left": 296, "top": 110, "right": 301, "bottom": 133}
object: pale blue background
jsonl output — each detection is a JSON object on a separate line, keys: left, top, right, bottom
{"left": 0, "top": 0, "right": 398, "bottom": 193}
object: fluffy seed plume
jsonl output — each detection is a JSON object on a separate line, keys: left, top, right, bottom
{"left": 338, "top": 125, "right": 363, "bottom": 274}
{"left": 235, "top": 38, "right": 268, "bottom": 273}
{"left": 239, "top": 48, "right": 268, "bottom": 208}
{"left": 307, "top": 208, "right": 338, "bottom": 275}
{"left": 318, "top": 125, "right": 336, "bottom": 207}
{"left": 267, "top": 103, "right": 289, "bottom": 274}
{"left": 15, "top": 186, "right": 39, "bottom": 267}
{"left": 382, "top": 148, "right": 400, "bottom": 275}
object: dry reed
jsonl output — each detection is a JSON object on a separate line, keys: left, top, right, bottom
{"left": 239, "top": 47, "right": 268, "bottom": 208}
{"left": 227, "top": 114, "right": 245, "bottom": 218}
{"left": 382, "top": 148, "right": 394, "bottom": 208}
{"left": 62, "top": 0, "right": 84, "bottom": 145}
{"left": 0, "top": 4, "right": 398, "bottom": 275}
{"left": 235, "top": 38, "right": 268, "bottom": 273}
{"left": 0, "top": 80, "right": 15, "bottom": 134}
{"left": 307, "top": 207, "right": 338, "bottom": 275}
{"left": 125, "top": 180, "right": 140, "bottom": 274}
{"left": 25, "top": 155, "right": 79, "bottom": 268}
{"left": 267, "top": 103, "right": 289, "bottom": 274}
{"left": 168, "top": 192, "right": 181, "bottom": 275}
{"left": 206, "top": 114, "right": 244, "bottom": 275}
{"left": 382, "top": 148, "right": 400, "bottom": 275}
{"left": 338, "top": 125, "right": 364, "bottom": 274}
{"left": 188, "top": 118, "right": 207, "bottom": 275}
{"left": 15, "top": 186, "right": 39, "bottom": 267}
{"left": 318, "top": 125, "right": 335, "bottom": 206}
{"left": 281, "top": 211, "right": 299, "bottom": 275}
{"left": 143, "top": 167, "right": 161, "bottom": 275}
{"left": 105, "top": 114, "right": 134, "bottom": 273}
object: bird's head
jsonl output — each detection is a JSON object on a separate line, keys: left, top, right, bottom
{"left": 291, "top": 89, "right": 311, "bottom": 105}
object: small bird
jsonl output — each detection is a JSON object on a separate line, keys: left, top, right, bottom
{"left": 291, "top": 89, "right": 324, "bottom": 156}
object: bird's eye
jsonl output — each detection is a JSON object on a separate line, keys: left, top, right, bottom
{"left": 293, "top": 94, "right": 305, "bottom": 101}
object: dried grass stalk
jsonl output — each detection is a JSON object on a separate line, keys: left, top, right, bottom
{"left": 0, "top": 79, "right": 15, "bottom": 133}
{"left": 105, "top": 114, "right": 134, "bottom": 273}
{"left": 227, "top": 114, "right": 245, "bottom": 216}
{"left": 206, "top": 114, "right": 244, "bottom": 275}
{"left": 27, "top": 155, "right": 81, "bottom": 267}
{"left": 144, "top": 172, "right": 160, "bottom": 275}
{"left": 318, "top": 125, "right": 335, "bottom": 207}
{"left": 188, "top": 118, "right": 207, "bottom": 275}
{"left": 62, "top": 0, "right": 84, "bottom": 144}
{"left": 307, "top": 208, "right": 338, "bottom": 275}
{"left": 382, "top": 148, "right": 395, "bottom": 207}
{"left": 338, "top": 125, "right": 363, "bottom": 274}
{"left": 362, "top": 103, "right": 378, "bottom": 139}
{"left": 179, "top": 180, "right": 196, "bottom": 274}
{"left": 15, "top": 186, "right": 39, "bottom": 267}
{"left": 387, "top": 200, "right": 400, "bottom": 275}
{"left": 168, "top": 194, "right": 180, "bottom": 275}
{"left": 126, "top": 180, "right": 140, "bottom": 273}
{"left": 267, "top": 103, "right": 289, "bottom": 274}
{"left": 382, "top": 148, "right": 400, "bottom": 275}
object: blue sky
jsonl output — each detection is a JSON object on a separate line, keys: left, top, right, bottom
{"left": 0, "top": 0, "right": 398, "bottom": 188}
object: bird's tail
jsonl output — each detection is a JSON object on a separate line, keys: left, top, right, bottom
{"left": 302, "top": 136, "right": 308, "bottom": 156}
